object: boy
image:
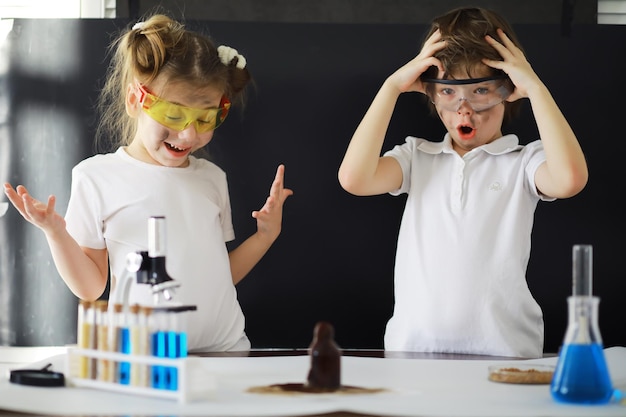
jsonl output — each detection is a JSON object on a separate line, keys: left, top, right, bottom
{"left": 338, "top": 7, "right": 587, "bottom": 358}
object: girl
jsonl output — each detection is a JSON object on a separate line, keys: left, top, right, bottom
{"left": 4, "top": 14, "right": 293, "bottom": 351}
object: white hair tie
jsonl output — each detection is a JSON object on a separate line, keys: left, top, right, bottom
{"left": 132, "top": 22, "right": 145, "bottom": 31}
{"left": 217, "top": 45, "right": 247, "bottom": 69}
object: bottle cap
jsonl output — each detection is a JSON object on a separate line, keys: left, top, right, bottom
{"left": 9, "top": 364, "right": 65, "bottom": 387}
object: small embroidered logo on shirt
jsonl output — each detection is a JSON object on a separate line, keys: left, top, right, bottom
{"left": 489, "top": 182, "right": 502, "bottom": 191}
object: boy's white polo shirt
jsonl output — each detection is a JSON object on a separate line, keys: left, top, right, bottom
{"left": 383, "top": 133, "right": 553, "bottom": 358}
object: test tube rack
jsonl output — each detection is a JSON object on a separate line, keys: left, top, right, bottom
{"left": 65, "top": 347, "right": 216, "bottom": 403}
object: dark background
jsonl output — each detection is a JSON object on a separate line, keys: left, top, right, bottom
{"left": 1, "top": 0, "right": 624, "bottom": 354}
{"left": 116, "top": 0, "right": 597, "bottom": 24}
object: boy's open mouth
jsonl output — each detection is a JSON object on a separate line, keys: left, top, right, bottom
{"left": 457, "top": 125, "right": 476, "bottom": 140}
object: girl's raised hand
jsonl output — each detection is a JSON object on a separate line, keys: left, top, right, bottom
{"left": 3, "top": 183, "right": 66, "bottom": 234}
{"left": 251, "top": 164, "right": 293, "bottom": 243}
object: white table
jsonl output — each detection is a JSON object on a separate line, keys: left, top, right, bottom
{"left": 1, "top": 346, "right": 625, "bottom": 416}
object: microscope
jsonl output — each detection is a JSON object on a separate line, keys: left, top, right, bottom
{"left": 108, "top": 216, "right": 196, "bottom": 389}
{"left": 111, "top": 215, "right": 196, "bottom": 312}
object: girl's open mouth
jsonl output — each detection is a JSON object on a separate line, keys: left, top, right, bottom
{"left": 165, "top": 142, "right": 190, "bottom": 154}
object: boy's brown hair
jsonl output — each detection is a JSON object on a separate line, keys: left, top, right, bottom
{"left": 422, "top": 7, "right": 523, "bottom": 124}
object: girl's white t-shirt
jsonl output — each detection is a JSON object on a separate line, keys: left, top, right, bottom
{"left": 65, "top": 147, "right": 249, "bottom": 352}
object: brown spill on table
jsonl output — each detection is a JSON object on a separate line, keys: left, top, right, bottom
{"left": 247, "top": 321, "right": 387, "bottom": 395}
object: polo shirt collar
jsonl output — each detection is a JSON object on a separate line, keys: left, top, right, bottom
{"left": 415, "top": 133, "right": 521, "bottom": 155}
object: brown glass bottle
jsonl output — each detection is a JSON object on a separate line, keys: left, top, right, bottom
{"left": 306, "top": 321, "right": 341, "bottom": 390}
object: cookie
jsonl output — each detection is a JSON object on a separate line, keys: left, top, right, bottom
{"left": 488, "top": 364, "right": 555, "bottom": 384}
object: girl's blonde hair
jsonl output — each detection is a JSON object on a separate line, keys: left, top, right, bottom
{"left": 95, "top": 14, "right": 251, "bottom": 152}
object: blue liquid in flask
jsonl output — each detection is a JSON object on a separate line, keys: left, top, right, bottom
{"left": 550, "top": 294, "right": 613, "bottom": 403}
{"left": 551, "top": 343, "right": 613, "bottom": 404}
{"left": 551, "top": 246, "right": 614, "bottom": 405}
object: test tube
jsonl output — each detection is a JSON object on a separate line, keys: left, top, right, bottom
{"left": 177, "top": 310, "right": 188, "bottom": 360}
{"left": 112, "top": 303, "right": 128, "bottom": 384}
{"left": 168, "top": 308, "right": 191, "bottom": 390}
{"left": 151, "top": 309, "right": 168, "bottom": 390}
{"left": 138, "top": 306, "right": 152, "bottom": 387}
{"left": 129, "top": 304, "right": 141, "bottom": 386}
{"left": 84, "top": 301, "right": 97, "bottom": 378}
{"left": 76, "top": 300, "right": 93, "bottom": 379}
{"left": 117, "top": 303, "right": 136, "bottom": 385}
{"left": 108, "top": 304, "right": 121, "bottom": 383}
{"left": 95, "top": 300, "right": 110, "bottom": 382}
{"left": 167, "top": 311, "right": 179, "bottom": 391}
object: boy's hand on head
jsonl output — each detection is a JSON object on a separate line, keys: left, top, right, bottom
{"left": 3, "top": 183, "right": 66, "bottom": 235}
{"left": 251, "top": 164, "right": 293, "bottom": 243}
{"left": 388, "top": 30, "right": 447, "bottom": 94}
{"left": 483, "top": 28, "right": 543, "bottom": 101}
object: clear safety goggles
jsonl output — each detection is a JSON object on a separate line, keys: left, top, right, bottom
{"left": 136, "top": 83, "right": 231, "bottom": 133}
{"left": 422, "top": 75, "right": 513, "bottom": 112}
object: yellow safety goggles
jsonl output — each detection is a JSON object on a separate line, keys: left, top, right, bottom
{"left": 137, "top": 84, "right": 231, "bottom": 133}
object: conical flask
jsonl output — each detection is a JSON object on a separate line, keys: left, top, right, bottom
{"left": 550, "top": 245, "right": 613, "bottom": 404}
